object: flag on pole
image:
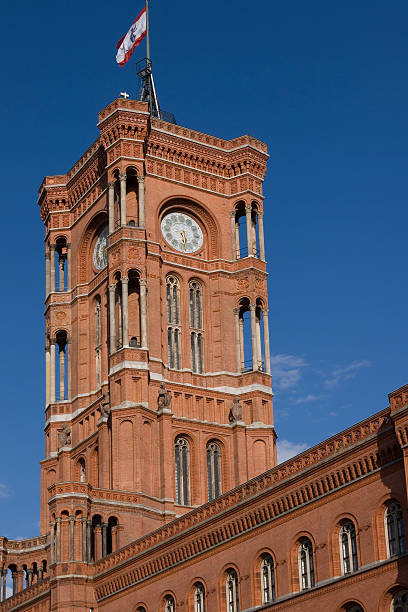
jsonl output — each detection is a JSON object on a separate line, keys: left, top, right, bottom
{"left": 116, "top": 7, "right": 147, "bottom": 66}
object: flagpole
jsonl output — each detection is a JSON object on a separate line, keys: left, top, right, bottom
{"left": 146, "top": 0, "right": 150, "bottom": 61}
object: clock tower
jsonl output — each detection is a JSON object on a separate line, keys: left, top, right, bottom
{"left": 38, "top": 97, "right": 275, "bottom": 563}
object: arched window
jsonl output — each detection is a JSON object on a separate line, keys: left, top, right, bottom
{"left": 391, "top": 590, "right": 408, "bottom": 611}
{"left": 343, "top": 604, "right": 365, "bottom": 612}
{"left": 194, "top": 582, "right": 206, "bottom": 612}
{"left": 385, "top": 502, "right": 406, "bottom": 557}
{"left": 226, "top": 569, "right": 239, "bottom": 612}
{"left": 55, "top": 236, "right": 68, "bottom": 291}
{"left": 298, "top": 538, "right": 315, "bottom": 590}
{"left": 164, "top": 595, "right": 175, "bottom": 612}
{"left": 237, "top": 298, "right": 252, "bottom": 372}
{"left": 340, "top": 521, "right": 358, "bottom": 574}
{"left": 77, "top": 458, "right": 86, "bottom": 483}
{"left": 55, "top": 330, "right": 68, "bottom": 401}
{"left": 106, "top": 516, "right": 118, "bottom": 555}
{"left": 136, "top": 608, "right": 147, "bottom": 612}
{"left": 94, "top": 295, "right": 102, "bottom": 387}
{"left": 206, "top": 441, "right": 221, "bottom": 501}
{"left": 190, "top": 281, "right": 204, "bottom": 373}
{"left": 167, "top": 276, "right": 181, "bottom": 369}
{"left": 175, "top": 437, "right": 190, "bottom": 505}
{"left": 260, "top": 554, "right": 276, "bottom": 603}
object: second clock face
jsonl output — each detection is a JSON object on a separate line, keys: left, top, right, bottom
{"left": 161, "top": 212, "right": 203, "bottom": 253}
{"left": 93, "top": 225, "right": 109, "bottom": 270}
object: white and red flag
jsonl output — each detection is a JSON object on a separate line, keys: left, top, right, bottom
{"left": 116, "top": 7, "right": 147, "bottom": 66}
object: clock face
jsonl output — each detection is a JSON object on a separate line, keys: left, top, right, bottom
{"left": 93, "top": 225, "right": 109, "bottom": 270}
{"left": 161, "top": 212, "right": 203, "bottom": 253}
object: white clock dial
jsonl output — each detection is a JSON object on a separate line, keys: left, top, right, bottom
{"left": 93, "top": 225, "right": 109, "bottom": 270}
{"left": 161, "top": 212, "right": 203, "bottom": 253}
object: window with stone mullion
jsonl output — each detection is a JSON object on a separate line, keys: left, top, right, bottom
{"left": 167, "top": 276, "right": 181, "bottom": 369}
{"left": 226, "top": 570, "right": 239, "bottom": 612}
{"left": 194, "top": 583, "right": 206, "bottom": 612}
{"left": 340, "top": 522, "right": 358, "bottom": 574}
{"left": 207, "top": 442, "right": 221, "bottom": 501}
{"left": 299, "top": 539, "right": 315, "bottom": 590}
{"left": 175, "top": 437, "right": 190, "bottom": 505}
{"left": 386, "top": 503, "right": 406, "bottom": 556}
{"left": 189, "top": 282, "right": 203, "bottom": 373}
{"left": 261, "top": 555, "right": 276, "bottom": 603}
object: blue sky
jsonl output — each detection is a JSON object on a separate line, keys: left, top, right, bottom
{"left": 0, "top": 0, "right": 407, "bottom": 538}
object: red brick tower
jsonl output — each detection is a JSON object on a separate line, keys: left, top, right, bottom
{"left": 38, "top": 98, "right": 275, "bottom": 569}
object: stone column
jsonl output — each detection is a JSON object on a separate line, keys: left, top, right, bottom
{"left": 239, "top": 316, "right": 245, "bottom": 371}
{"left": 230, "top": 211, "right": 237, "bottom": 261}
{"left": 119, "top": 172, "right": 127, "bottom": 226}
{"left": 233, "top": 308, "right": 241, "bottom": 373}
{"left": 245, "top": 205, "right": 253, "bottom": 257}
{"left": 108, "top": 182, "right": 115, "bottom": 234}
{"left": 250, "top": 304, "right": 257, "bottom": 371}
{"left": 67, "top": 339, "right": 71, "bottom": 400}
{"left": 45, "top": 252, "right": 50, "bottom": 297}
{"left": 26, "top": 569, "right": 33, "bottom": 588}
{"left": 59, "top": 345, "right": 65, "bottom": 401}
{"left": 56, "top": 518, "right": 61, "bottom": 563}
{"left": 50, "top": 341, "right": 56, "bottom": 403}
{"left": 82, "top": 518, "right": 87, "bottom": 562}
{"left": 255, "top": 310, "right": 262, "bottom": 370}
{"left": 50, "top": 521, "right": 55, "bottom": 564}
{"left": 94, "top": 526, "right": 102, "bottom": 560}
{"left": 45, "top": 346, "right": 51, "bottom": 405}
{"left": 87, "top": 520, "right": 92, "bottom": 562}
{"left": 137, "top": 175, "right": 145, "bottom": 228}
{"left": 102, "top": 523, "right": 108, "bottom": 558}
{"left": 109, "top": 284, "right": 116, "bottom": 353}
{"left": 258, "top": 212, "right": 265, "bottom": 260}
{"left": 139, "top": 278, "right": 147, "bottom": 348}
{"left": 50, "top": 245, "right": 56, "bottom": 292}
{"left": 58, "top": 254, "right": 65, "bottom": 291}
{"left": 16, "top": 570, "right": 24, "bottom": 593}
{"left": 66, "top": 244, "right": 71, "bottom": 291}
{"left": 111, "top": 526, "right": 119, "bottom": 553}
{"left": 69, "top": 515, "right": 75, "bottom": 561}
{"left": 1, "top": 569, "right": 6, "bottom": 601}
{"left": 263, "top": 308, "right": 271, "bottom": 375}
{"left": 121, "top": 277, "right": 129, "bottom": 347}
{"left": 12, "top": 571, "right": 17, "bottom": 595}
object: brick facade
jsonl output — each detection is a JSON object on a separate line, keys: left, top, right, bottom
{"left": 0, "top": 98, "right": 407, "bottom": 611}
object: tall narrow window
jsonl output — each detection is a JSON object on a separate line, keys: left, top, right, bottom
{"left": 226, "top": 569, "right": 239, "bottom": 612}
{"left": 77, "top": 458, "right": 86, "bottom": 483}
{"left": 386, "top": 502, "right": 406, "bottom": 556}
{"left": 95, "top": 296, "right": 102, "bottom": 388}
{"left": 175, "top": 437, "right": 190, "bottom": 505}
{"left": 189, "top": 281, "right": 204, "bottom": 373}
{"left": 206, "top": 441, "right": 221, "bottom": 501}
{"left": 340, "top": 522, "right": 358, "bottom": 574}
{"left": 391, "top": 590, "right": 408, "bottom": 611}
{"left": 260, "top": 554, "right": 276, "bottom": 603}
{"left": 165, "top": 595, "right": 175, "bottom": 612}
{"left": 194, "top": 582, "right": 206, "bottom": 612}
{"left": 298, "top": 538, "right": 315, "bottom": 590}
{"left": 167, "top": 276, "right": 181, "bottom": 369}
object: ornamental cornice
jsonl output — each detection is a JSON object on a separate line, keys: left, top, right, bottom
{"left": 146, "top": 133, "right": 266, "bottom": 179}
{"left": 150, "top": 119, "right": 268, "bottom": 155}
{"left": 146, "top": 163, "right": 263, "bottom": 198}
